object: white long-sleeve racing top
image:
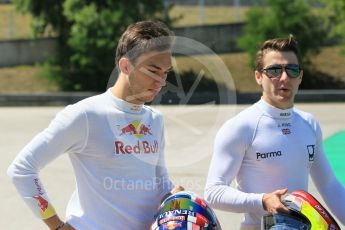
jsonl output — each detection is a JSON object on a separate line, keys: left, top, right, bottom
{"left": 205, "top": 98, "right": 345, "bottom": 229}
{"left": 7, "top": 88, "right": 173, "bottom": 230}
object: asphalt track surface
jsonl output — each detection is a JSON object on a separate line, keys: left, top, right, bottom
{"left": 1, "top": 103, "right": 345, "bottom": 229}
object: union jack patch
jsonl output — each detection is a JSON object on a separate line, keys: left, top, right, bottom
{"left": 282, "top": 128, "right": 291, "bottom": 135}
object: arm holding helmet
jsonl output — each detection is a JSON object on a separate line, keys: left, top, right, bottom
{"left": 205, "top": 113, "right": 291, "bottom": 215}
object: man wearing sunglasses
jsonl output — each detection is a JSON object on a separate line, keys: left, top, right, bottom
{"left": 205, "top": 36, "right": 345, "bottom": 229}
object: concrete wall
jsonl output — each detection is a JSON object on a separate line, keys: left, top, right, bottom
{"left": 0, "top": 23, "right": 244, "bottom": 67}
{"left": 174, "top": 23, "right": 244, "bottom": 54}
{"left": 166, "top": 0, "right": 265, "bottom": 6}
{"left": 0, "top": 22, "right": 339, "bottom": 66}
{"left": 0, "top": 38, "right": 57, "bottom": 67}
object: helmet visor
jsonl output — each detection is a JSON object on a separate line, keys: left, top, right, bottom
{"left": 262, "top": 214, "right": 311, "bottom": 230}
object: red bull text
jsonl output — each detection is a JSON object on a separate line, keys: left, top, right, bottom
{"left": 115, "top": 140, "right": 159, "bottom": 154}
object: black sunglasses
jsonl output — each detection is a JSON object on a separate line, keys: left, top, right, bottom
{"left": 262, "top": 64, "right": 302, "bottom": 78}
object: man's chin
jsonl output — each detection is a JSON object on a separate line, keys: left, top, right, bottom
{"left": 276, "top": 90, "right": 294, "bottom": 100}
{"left": 144, "top": 96, "right": 156, "bottom": 103}
{"left": 275, "top": 96, "right": 294, "bottom": 107}
{"left": 134, "top": 95, "right": 155, "bottom": 104}
{"left": 143, "top": 91, "right": 160, "bottom": 103}
{"left": 126, "top": 92, "right": 157, "bottom": 104}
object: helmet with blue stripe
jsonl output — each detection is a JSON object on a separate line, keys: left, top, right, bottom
{"left": 150, "top": 191, "right": 222, "bottom": 230}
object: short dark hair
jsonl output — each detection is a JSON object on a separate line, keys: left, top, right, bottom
{"left": 255, "top": 35, "right": 302, "bottom": 71}
{"left": 115, "top": 21, "right": 174, "bottom": 69}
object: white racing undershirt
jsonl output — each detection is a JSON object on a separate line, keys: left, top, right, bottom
{"left": 7, "top": 88, "right": 173, "bottom": 230}
{"left": 205, "top": 98, "right": 345, "bottom": 229}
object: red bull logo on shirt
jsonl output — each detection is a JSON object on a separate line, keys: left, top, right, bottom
{"left": 33, "top": 195, "right": 57, "bottom": 219}
{"left": 119, "top": 120, "right": 152, "bottom": 138}
{"left": 115, "top": 140, "right": 158, "bottom": 154}
{"left": 115, "top": 120, "right": 158, "bottom": 154}
{"left": 33, "top": 195, "right": 48, "bottom": 211}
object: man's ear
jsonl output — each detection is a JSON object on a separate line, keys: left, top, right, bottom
{"left": 299, "top": 70, "right": 304, "bottom": 83}
{"left": 118, "top": 57, "right": 130, "bottom": 75}
{"left": 255, "top": 70, "right": 263, "bottom": 86}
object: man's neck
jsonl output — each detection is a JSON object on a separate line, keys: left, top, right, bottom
{"left": 111, "top": 74, "right": 143, "bottom": 105}
{"left": 261, "top": 96, "right": 293, "bottom": 110}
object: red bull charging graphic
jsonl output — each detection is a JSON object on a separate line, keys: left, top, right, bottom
{"left": 119, "top": 120, "right": 152, "bottom": 138}
{"left": 33, "top": 195, "right": 56, "bottom": 219}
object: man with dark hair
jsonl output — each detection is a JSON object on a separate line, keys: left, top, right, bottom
{"left": 8, "top": 21, "right": 181, "bottom": 230}
{"left": 205, "top": 35, "right": 345, "bottom": 229}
